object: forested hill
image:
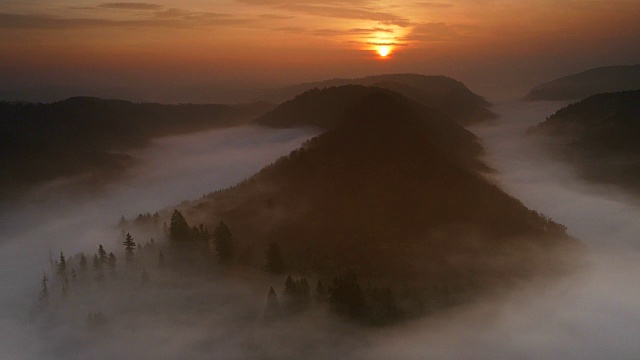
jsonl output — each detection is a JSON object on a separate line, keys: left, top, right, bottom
{"left": 528, "top": 90, "right": 640, "bottom": 192}
{"left": 257, "top": 74, "right": 495, "bottom": 125}
{"left": 254, "top": 84, "right": 490, "bottom": 130}
{"left": 0, "top": 97, "right": 272, "bottom": 200}
{"left": 179, "top": 90, "right": 577, "bottom": 310}
{"left": 526, "top": 65, "right": 640, "bottom": 101}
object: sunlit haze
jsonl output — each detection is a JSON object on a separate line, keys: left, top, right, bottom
{"left": 1, "top": 0, "right": 639, "bottom": 99}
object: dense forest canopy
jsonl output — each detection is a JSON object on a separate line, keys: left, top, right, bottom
{"left": 528, "top": 90, "right": 640, "bottom": 192}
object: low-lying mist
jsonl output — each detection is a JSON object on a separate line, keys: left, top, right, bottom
{"left": 2, "top": 102, "right": 640, "bottom": 359}
{"left": 0, "top": 126, "right": 321, "bottom": 359}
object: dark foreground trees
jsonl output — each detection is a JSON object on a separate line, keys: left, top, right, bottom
{"left": 213, "top": 221, "right": 234, "bottom": 263}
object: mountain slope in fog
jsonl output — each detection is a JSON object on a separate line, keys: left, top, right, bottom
{"left": 183, "top": 90, "right": 577, "bottom": 310}
{"left": 528, "top": 90, "right": 640, "bottom": 193}
{"left": 526, "top": 65, "right": 640, "bottom": 101}
{"left": 0, "top": 97, "right": 272, "bottom": 200}
{"left": 257, "top": 74, "right": 495, "bottom": 125}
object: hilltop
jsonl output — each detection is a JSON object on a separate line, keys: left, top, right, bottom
{"left": 257, "top": 74, "right": 495, "bottom": 125}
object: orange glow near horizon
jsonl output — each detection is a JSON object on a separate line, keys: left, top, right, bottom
{"left": 0, "top": 0, "right": 638, "bottom": 94}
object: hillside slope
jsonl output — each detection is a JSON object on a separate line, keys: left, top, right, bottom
{"left": 528, "top": 90, "right": 640, "bottom": 192}
{"left": 526, "top": 65, "right": 640, "bottom": 101}
{"left": 0, "top": 97, "right": 272, "bottom": 200}
{"left": 180, "top": 90, "right": 577, "bottom": 309}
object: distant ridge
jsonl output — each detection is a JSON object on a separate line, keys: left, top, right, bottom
{"left": 0, "top": 97, "right": 272, "bottom": 200}
{"left": 257, "top": 73, "right": 495, "bottom": 125}
{"left": 526, "top": 65, "right": 640, "bottom": 101}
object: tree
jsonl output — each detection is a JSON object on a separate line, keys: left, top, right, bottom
{"left": 118, "top": 215, "right": 127, "bottom": 228}
{"left": 263, "top": 286, "right": 280, "bottom": 322}
{"left": 57, "top": 252, "right": 67, "bottom": 278}
{"left": 368, "top": 286, "right": 401, "bottom": 325}
{"left": 328, "top": 269, "right": 367, "bottom": 319}
{"left": 93, "top": 254, "right": 104, "bottom": 282}
{"left": 265, "top": 242, "right": 284, "bottom": 274}
{"left": 71, "top": 269, "right": 77, "bottom": 282}
{"left": 93, "top": 254, "right": 101, "bottom": 271}
{"left": 107, "top": 253, "right": 117, "bottom": 273}
{"left": 283, "top": 275, "right": 310, "bottom": 313}
{"left": 122, "top": 233, "right": 136, "bottom": 262}
{"left": 39, "top": 271, "right": 49, "bottom": 305}
{"left": 98, "top": 245, "right": 107, "bottom": 265}
{"left": 79, "top": 253, "right": 88, "bottom": 271}
{"left": 213, "top": 221, "right": 234, "bottom": 263}
{"left": 169, "top": 210, "right": 190, "bottom": 244}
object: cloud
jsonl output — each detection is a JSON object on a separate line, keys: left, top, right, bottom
{"left": 349, "top": 27, "right": 394, "bottom": 34}
{"left": 403, "top": 22, "right": 461, "bottom": 42}
{"left": 0, "top": 12, "right": 252, "bottom": 30}
{"left": 281, "top": 4, "right": 410, "bottom": 27}
{"left": 99, "top": 2, "right": 162, "bottom": 10}
{"left": 237, "top": 0, "right": 410, "bottom": 27}
{"left": 414, "top": 2, "right": 454, "bottom": 8}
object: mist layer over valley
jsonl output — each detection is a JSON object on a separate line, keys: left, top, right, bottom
{"left": 0, "top": 126, "right": 319, "bottom": 359}
{"left": 1, "top": 95, "right": 639, "bottom": 360}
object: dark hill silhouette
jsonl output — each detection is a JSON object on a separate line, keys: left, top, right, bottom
{"left": 181, "top": 90, "right": 577, "bottom": 311}
{"left": 528, "top": 90, "right": 640, "bottom": 192}
{"left": 526, "top": 65, "right": 640, "bottom": 101}
{"left": 257, "top": 74, "right": 495, "bottom": 125}
{"left": 254, "top": 84, "right": 492, "bottom": 131}
{"left": 0, "top": 97, "right": 272, "bottom": 200}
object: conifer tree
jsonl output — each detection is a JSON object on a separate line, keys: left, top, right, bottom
{"left": 158, "top": 250, "right": 165, "bottom": 269}
{"left": 169, "top": 210, "right": 190, "bottom": 244}
{"left": 118, "top": 215, "right": 127, "bottom": 228}
{"left": 265, "top": 242, "right": 284, "bottom": 274}
{"left": 282, "top": 275, "right": 310, "bottom": 313}
{"left": 57, "top": 252, "right": 67, "bottom": 278}
{"left": 93, "top": 254, "right": 101, "bottom": 271}
{"left": 98, "top": 245, "right": 107, "bottom": 265}
{"left": 71, "top": 269, "right": 77, "bottom": 282}
{"left": 137, "top": 242, "right": 144, "bottom": 257}
{"left": 213, "top": 221, "right": 234, "bottom": 263}
{"left": 122, "top": 233, "right": 136, "bottom": 262}
{"left": 93, "top": 254, "right": 105, "bottom": 282}
{"left": 39, "top": 271, "right": 49, "bottom": 304}
{"left": 61, "top": 280, "right": 69, "bottom": 300}
{"left": 263, "top": 286, "right": 280, "bottom": 322}
{"left": 107, "top": 253, "right": 117, "bottom": 273}
{"left": 328, "top": 269, "right": 367, "bottom": 319}
{"left": 79, "top": 253, "right": 88, "bottom": 271}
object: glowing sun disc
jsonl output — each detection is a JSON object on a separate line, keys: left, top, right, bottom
{"left": 377, "top": 46, "right": 391, "bottom": 57}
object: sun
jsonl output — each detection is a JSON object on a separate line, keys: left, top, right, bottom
{"left": 377, "top": 46, "right": 391, "bottom": 57}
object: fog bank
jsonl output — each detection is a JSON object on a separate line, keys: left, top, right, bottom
{"left": 2, "top": 103, "right": 640, "bottom": 359}
{"left": 0, "top": 126, "right": 318, "bottom": 359}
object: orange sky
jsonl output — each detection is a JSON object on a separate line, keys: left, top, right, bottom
{"left": 1, "top": 0, "right": 639, "bottom": 100}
